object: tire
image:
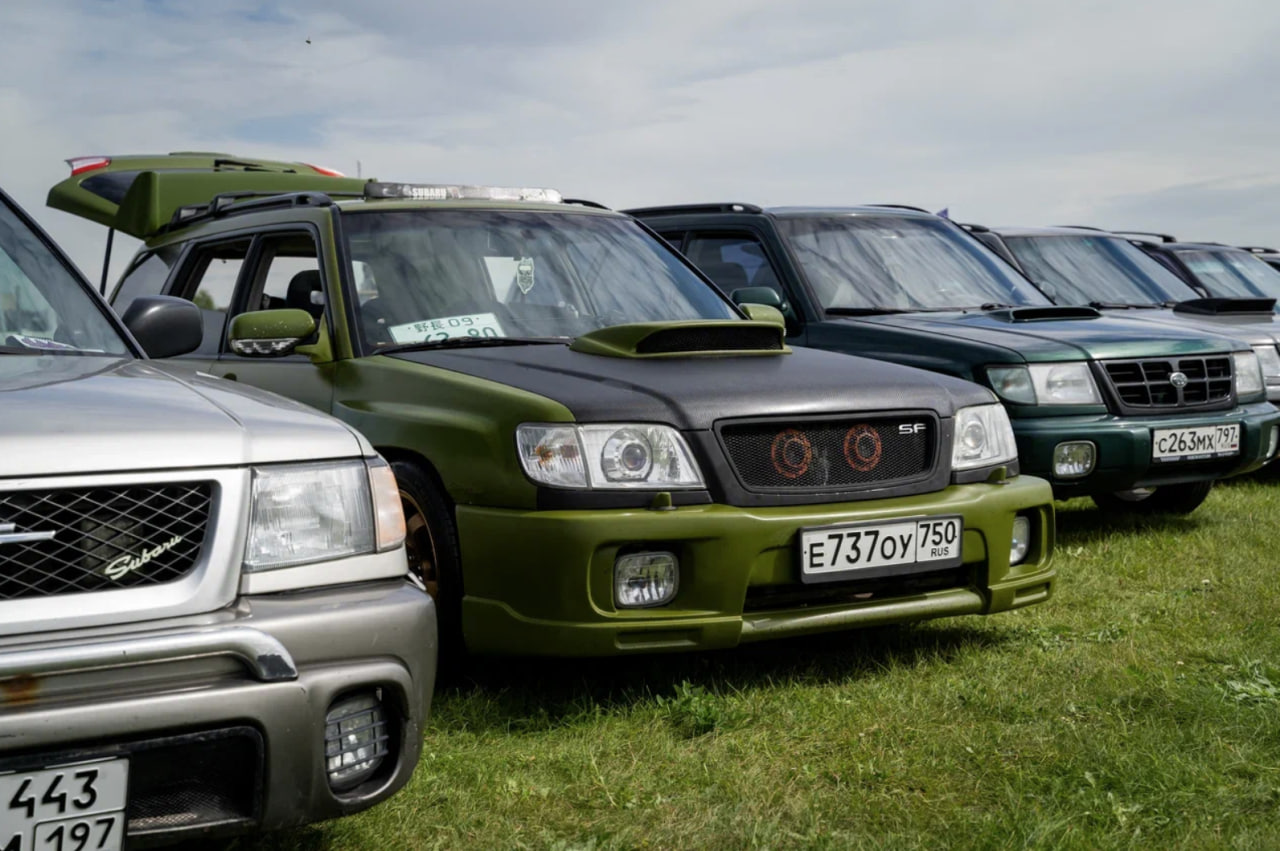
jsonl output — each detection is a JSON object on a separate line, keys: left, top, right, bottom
{"left": 391, "top": 460, "right": 466, "bottom": 666}
{"left": 1090, "top": 480, "right": 1214, "bottom": 516}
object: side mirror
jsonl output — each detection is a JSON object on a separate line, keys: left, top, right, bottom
{"left": 120, "top": 296, "right": 203, "bottom": 359}
{"left": 740, "top": 303, "right": 786, "bottom": 328}
{"left": 732, "top": 286, "right": 797, "bottom": 324}
{"left": 228, "top": 309, "right": 317, "bottom": 357}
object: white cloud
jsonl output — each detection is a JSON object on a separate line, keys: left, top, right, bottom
{"left": 2, "top": 0, "right": 1279, "bottom": 279}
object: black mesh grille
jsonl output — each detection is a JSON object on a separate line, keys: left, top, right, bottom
{"left": 0, "top": 483, "right": 212, "bottom": 600}
{"left": 720, "top": 415, "right": 935, "bottom": 492}
{"left": 127, "top": 728, "right": 261, "bottom": 835}
{"left": 636, "top": 325, "right": 783, "bottom": 354}
{"left": 1102, "top": 356, "right": 1233, "bottom": 411}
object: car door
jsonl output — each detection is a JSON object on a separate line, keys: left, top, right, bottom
{"left": 204, "top": 229, "right": 336, "bottom": 413}
{"left": 680, "top": 229, "right": 809, "bottom": 342}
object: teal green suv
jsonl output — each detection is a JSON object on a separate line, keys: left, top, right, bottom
{"left": 627, "top": 203, "right": 1280, "bottom": 516}
{"left": 46, "top": 154, "right": 1056, "bottom": 657}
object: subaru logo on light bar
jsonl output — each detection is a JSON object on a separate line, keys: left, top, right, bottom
{"left": 364, "top": 182, "right": 563, "bottom": 204}
{"left": 0, "top": 522, "right": 56, "bottom": 544}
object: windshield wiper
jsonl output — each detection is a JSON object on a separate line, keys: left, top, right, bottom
{"left": 1087, "top": 301, "right": 1160, "bottom": 310}
{"left": 377, "top": 336, "right": 571, "bottom": 356}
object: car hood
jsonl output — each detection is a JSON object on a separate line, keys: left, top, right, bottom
{"left": 853, "top": 310, "right": 1244, "bottom": 361}
{"left": 389, "top": 344, "right": 995, "bottom": 429}
{"left": 0, "top": 357, "right": 366, "bottom": 478}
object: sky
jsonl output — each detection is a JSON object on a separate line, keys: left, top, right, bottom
{"left": 2, "top": 0, "right": 1279, "bottom": 281}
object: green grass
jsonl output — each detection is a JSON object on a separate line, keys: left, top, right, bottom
{"left": 236, "top": 477, "right": 1280, "bottom": 850}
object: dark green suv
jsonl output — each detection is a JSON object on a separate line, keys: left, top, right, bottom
{"left": 627, "top": 204, "right": 1280, "bottom": 515}
{"left": 47, "top": 155, "right": 1056, "bottom": 657}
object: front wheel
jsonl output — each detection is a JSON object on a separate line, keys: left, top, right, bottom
{"left": 391, "top": 460, "right": 465, "bottom": 663}
{"left": 1091, "top": 481, "right": 1213, "bottom": 515}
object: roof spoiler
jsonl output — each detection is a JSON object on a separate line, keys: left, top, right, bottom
{"left": 1173, "top": 297, "right": 1277, "bottom": 316}
{"left": 985, "top": 306, "right": 1102, "bottom": 323}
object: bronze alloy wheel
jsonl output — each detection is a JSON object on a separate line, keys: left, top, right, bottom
{"left": 400, "top": 488, "right": 440, "bottom": 599}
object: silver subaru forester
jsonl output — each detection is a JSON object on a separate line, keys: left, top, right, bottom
{"left": 0, "top": 186, "right": 436, "bottom": 849}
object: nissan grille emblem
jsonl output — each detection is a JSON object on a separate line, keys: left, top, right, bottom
{"left": 1170, "top": 371, "right": 1189, "bottom": 388}
{"left": 0, "top": 522, "right": 56, "bottom": 545}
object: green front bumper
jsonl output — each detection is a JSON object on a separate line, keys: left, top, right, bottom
{"left": 1013, "top": 401, "right": 1280, "bottom": 498}
{"left": 455, "top": 476, "right": 1055, "bottom": 656}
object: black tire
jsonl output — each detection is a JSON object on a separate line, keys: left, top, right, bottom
{"left": 391, "top": 460, "right": 466, "bottom": 666}
{"left": 1090, "top": 480, "right": 1214, "bottom": 516}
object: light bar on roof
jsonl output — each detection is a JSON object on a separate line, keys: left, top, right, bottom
{"left": 364, "top": 182, "right": 562, "bottom": 204}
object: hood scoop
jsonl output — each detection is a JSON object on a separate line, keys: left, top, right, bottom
{"left": 570, "top": 320, "right": 788, "bottom": 359}
{"left": 985, "top": 306, "right": 1102, "bottom": 323}
{"left": 1174, "top": 297, "right": 1277, "bottom": 316}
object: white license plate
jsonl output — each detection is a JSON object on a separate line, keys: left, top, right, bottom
{"left": 0, "top": 759, "right": 127, "bottom": 851}
{"left": 799, "top": 515, "right": 963, "bottom": 583}
{"left": 1152, "top": 424, "right": 1240, "bottom": 462}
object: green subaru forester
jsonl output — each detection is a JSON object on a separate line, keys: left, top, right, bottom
{"left": 48, "top": 153, "right": 1055, "bottom": 657}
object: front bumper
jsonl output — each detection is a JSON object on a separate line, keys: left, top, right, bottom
{"left": 0, "top": 580, "right": 436, "bottom": 848}
{"left": 1011, "top": 401, "right": 1280, "bottom": 497}
{"left": 456, "top": 477, "right": 1055, "bottom": 656}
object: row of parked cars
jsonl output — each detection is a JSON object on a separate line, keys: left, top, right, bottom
{"left": 4, "top": 152, "right": 1280, "bottom": 848}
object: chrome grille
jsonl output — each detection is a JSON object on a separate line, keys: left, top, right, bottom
{"left": 0, "top": 483, "right": 212, "bottom": 600}
{"left": 720, "top": 415, "right": 935, "bottom": 492}
{"left": 1101, "top": 356, "right": 1233, "bottom": 412}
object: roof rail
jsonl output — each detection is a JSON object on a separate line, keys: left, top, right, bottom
{"left": 957, "top": 222, "right": 990, "bottom": 233}
{"left": 1053, "top": 225, "right": 1108, "bottom": 231}
{"left": 623, "top": 203, "right": 763, "bottom": 217}
{"left": 563, "top": 198, "right": 612, "bottom": 210}
{"left": 1240, "top": 245, "right": 1279, "bottom": 254}
{"left": 866, "top": 204, "right": 934, "bottom": 214}
{"left": 166, "top": 190, "right": 357, "bottom": 232}
{"left": 1111, "top": 230, "right": 1178, "bottom": 243}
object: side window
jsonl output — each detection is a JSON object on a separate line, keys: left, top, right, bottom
{"left": 174, "top": 239, "right": 252, "bottom": 356}
{"left": 238, "top": 233, "right": 323, "bottom": 321}
{"left": 111, "top": 246, "right": 183, "bottom": 317}
{"left": 684, "top": 232, "right": 786, "bottom": 301}
{"left": 656, "top": 231, "right": 686, "bottom": 252}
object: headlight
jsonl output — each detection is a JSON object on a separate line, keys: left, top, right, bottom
{"left": 1252, "top": 345, "right": 1280, "bottom": 381}
{"left": 244, "top": 459, "right": 398, "bottom": 571}
{"left": 517, "top": 424, "right": 704, "bottom": 489}
{"left": 952, "top": 404, "right": 1019, "bottom": 471}
{"left": 986, "top": 363, "right": 1102, "bottom": 405}
{"left": 1237, "top": 350, "right": 1266, "bottom": 396}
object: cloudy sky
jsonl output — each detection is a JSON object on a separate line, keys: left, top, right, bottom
{"left": 2, "top": 0, "right": 1279, "bottom": 279}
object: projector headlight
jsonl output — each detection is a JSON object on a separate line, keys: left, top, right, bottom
{"left": 952, "top": 404, "right": 1019, "bottom": 471}
{"left": 517, "top": 424, "right": 704, "bottom": 489}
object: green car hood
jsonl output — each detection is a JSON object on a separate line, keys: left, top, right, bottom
{"left": 832, "top": 309, "right": 1246, "bottom": 363}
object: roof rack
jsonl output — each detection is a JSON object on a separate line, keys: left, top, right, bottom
{"left": 166, "top": 190, "right": 355, "bottom": 232}
{"left": 1240, "top": 245, "right": 1279, "bottom": 254}
{"left": 1052, "top": 225, "right": 1108, "bottom": 231}
{"left": 563, "top": 198, "right": 611, "bottom": 210}
{"left": 865, "top": 204, "right": 934, "bottom": 214}
{"left": 957, "top": 222, "right": 990, "bottom": 233}
{"left": 1111, "top": 230, "right": 1178, "bottom": 243}
{"left": 623, "top": 203, "right": 763, "bottom": 217}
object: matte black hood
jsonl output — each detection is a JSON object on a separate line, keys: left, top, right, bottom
{"left": 391, "top": 344, "right": 995, "bottom": 429}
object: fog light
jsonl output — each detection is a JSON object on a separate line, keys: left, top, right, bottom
{"left": 1268, "top": 427, "right": 1279, "bottom": 458}
{"left": 325, "top": 692, "right": 390, "bottom": 791}
{"left": 1053, "top": 441, "right": 1095, "bottom": 478}
{"left": 1010, "top": 515, "right": 1032, "bottom": 566}
{"left": 614, "top": 551, "right": 678, "bottom": 608}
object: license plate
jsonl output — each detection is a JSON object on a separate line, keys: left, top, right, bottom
{"left": 1152, "top": 424, "right": 1240, "bottom": 462}
{"left": 0, "top": 760, "right": 127, "bottom": 851}
{"left": 799, "top": 515, "right": 963, "bottom": 583}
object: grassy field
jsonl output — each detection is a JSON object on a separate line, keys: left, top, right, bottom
{"left": 238, "top": 476, "right": 1280, "bottom": 850}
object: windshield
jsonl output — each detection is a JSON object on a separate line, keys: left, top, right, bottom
{"left": 343, "top": 209, "right": 737, "bottom": 349}
{"left": 1003, "top": 235, "right": 1202, "bottom": 305}
{"left": 776, "top": 215, "right": 1049, "bottom": 311}
{"left": 1178, "top": 249, "right": 1280, "bottom": 299}
{"left": 0, "top": 196, "right": 129, "bottom": 355}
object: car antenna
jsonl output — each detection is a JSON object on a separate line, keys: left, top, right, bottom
{"left": 99, "top": 227, "right": 114, "bottom": 295}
